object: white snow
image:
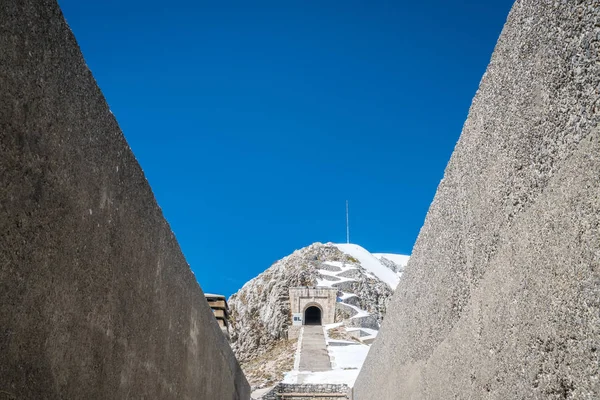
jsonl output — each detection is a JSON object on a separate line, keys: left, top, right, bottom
{"left": 316, "top": 264, "right": 357, "bottom": 288}
{"left": 328, "top": 342, "right": 370, "bottom": 370}
{"left": 283, "top": 369, "right": 361, "bottom": 386}
{"left": 318, "top": 269, "right": 346, "bottom": 278}
{"left": 324, "top": 324, "right": 370, "bottom": 371}
{"left": 322, "top": 261, "right": 345, "bottom": 268}
{"left": 346, "top": 327, "right": 378, "bottom": 336}
{"left": 346, "top": 327, "right": 379, "bottom": 342}
{"left": 339, "top": 292, "right": 357, "bottom": 300}
{"left": 292, "top": 327, "right": 304, "bottom": 371}
{"left": 334, "top": 243, "right": 402, "bottom": 289}
{"left": 283, "top": 324, "right": 372, "bottom": 387}
{"left": 316, "top": 275, "right": 356, "bottom": 288}
{"left": 344, "top": 303, "right": 370, "bottom": 319}
{"left": 323, "top": 322, "right": 344, "bottom": 330}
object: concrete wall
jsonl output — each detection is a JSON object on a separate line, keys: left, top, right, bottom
{"left": 0, "top": 1, "right": 249, "bottom": 399}
{"left": 355, "top": 1, "right": 599, "bottom": 399}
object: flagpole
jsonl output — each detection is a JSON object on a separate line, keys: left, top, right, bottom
{"left": 346, "top": 200, "right": 350, "bottom": 244}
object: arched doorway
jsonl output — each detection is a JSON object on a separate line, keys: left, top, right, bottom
{"left": 304, "top": 306, "right": 322, "bottom": 325}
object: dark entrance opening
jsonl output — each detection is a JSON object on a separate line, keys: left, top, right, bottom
{"left": 304, "top": 306, "right": 322, "bottom": 325}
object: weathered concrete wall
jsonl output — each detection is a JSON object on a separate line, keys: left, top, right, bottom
{"left": 0, "top": 1, "right": 249, "bottom": 399}
{"left": 355, "top": 1, "right": 599, "bottom": 399}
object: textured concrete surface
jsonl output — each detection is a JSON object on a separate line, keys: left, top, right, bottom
{"left": 355, "top": 1, "right": 600, "bottom": 399}
{"left": 299, "top": 326, "right": 331, "bottom": 373}
{"left": 0, "top": 1, "right": 249, "bottom": 399}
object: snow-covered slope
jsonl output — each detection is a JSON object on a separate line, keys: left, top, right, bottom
{"left": 228, "top": 242, "right": 409, "bottom": 390}
{"left": 334, "top": 243, "right": 403, "bottom": 289}
{"left": 283, "top": 322, "right": 371, "bottom": 387}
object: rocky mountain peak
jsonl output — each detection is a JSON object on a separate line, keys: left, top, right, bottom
{"left": 228, "top": 242, "right": 408, "bottom": 389}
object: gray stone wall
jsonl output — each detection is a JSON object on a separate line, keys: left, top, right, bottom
{"left": 0, "top": 1, "right": 249, "bottom": 399}
{"left": 355, "top": 1, "right": 599, "bottom": 399}
{"left": 262, "top": 383, "right": 350, "bottom": 400}
{"left": 289, "top": 287, "right": 338, "bottom": 325}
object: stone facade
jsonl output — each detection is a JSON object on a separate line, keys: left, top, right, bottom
{"left": 262, "top": 383, "right": 350, "bottom": 400}
{"left": 288, "top": 287, "right": 337, "bottom": 339}
{"left": 0, "top": 1, "right": 249, "bottom": 399}
{"left": 354, "top": 1, "right": 600, "bottom": 399}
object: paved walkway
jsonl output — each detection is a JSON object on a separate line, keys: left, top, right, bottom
{"left": 298, "top": 325, "right": 331, "bottom": 372}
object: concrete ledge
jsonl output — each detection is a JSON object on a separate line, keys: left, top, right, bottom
{"left": 263, "top": 383, "right": 350, "bottom": 400}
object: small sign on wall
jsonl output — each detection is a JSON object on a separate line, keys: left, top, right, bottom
{"left": 292, "top": 313, "right": 303, "bottom": 326}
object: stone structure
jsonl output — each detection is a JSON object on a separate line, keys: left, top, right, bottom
{"left": 262, "top": 383, "right": 350, "bottom": 400}
{"left": 288, "top": 287, "right": 337, "bottom": 339}
{"left": 206, "top": 293, "right": 231, "bottom": 337}
{"left": 0, "top": 1, "right": 249, "bottom": 399}
{"left": 354, "top": 1, "right": 600, "bottom": 399}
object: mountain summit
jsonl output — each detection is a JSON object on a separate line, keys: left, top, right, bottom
{"left": 227, "top": 242, "right": 408, "bottom": 389}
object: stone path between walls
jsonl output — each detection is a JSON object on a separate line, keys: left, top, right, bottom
{"left": 298, "top": 325, "right": 331, "bottom": 374}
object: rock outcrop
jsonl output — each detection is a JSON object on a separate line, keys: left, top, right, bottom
{"left": 354, "top": 1, "right": 600, "bottom": 399}
{"left": 0, "top": 1, "right": 249, "bottom": 398}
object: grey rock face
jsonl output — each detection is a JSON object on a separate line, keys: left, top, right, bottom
{"left": 336, "top": 302, "right": 359, "bottom": 318}
{"left": 347, "top": 275, "right": 392, "bottom": 324}
{"left": 354, "top": 1, "right": 600, "bottom": 399}
{"left": 340, "top": 294, "right": 361, "bottom": 307}
{"left": 344, "top": 314, "right": 379, "bottom": 330}
{"left": 228, "top": 244, "right": 322, "bottom": 364}
{"left": 378, "top": 256, "right": 403, "bottom": 274}
{"left": 0, "top": 1, "right": 249, "bottom": 399}
{"left": 337, "top": 268, "right": 363, "bottom": 279}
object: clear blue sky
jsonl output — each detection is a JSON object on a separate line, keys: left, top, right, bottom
{"left": 58, "top": 0, "right": 515, "bottom": 297}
